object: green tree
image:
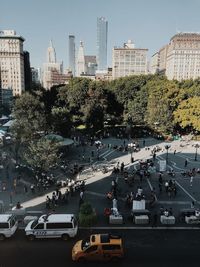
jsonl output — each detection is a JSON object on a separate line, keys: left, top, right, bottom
{"left": 11, "top": 93, "right": 47, "bottom": 161}
{"left": 24, "top": 138, "right": 59, "bottom": 177}
{"left": 173, "top": 96, "right": 200, "bottom": 131}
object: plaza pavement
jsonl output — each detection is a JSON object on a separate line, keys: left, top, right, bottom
{"left": 1, "top": 136, "right": 200, "bottom": 228}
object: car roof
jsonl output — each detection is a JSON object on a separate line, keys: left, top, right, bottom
{"left": 38, "top": 214, "right": 74, "bottom": 223}
{"left": 91, "top": 234, "right": 122, "bottom": 245}
{"left": 0, "top": 214, "right": 12, "bottom": 222}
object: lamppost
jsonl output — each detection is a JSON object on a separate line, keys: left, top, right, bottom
{"left": 165, "top": 144, "right": 171, "bottom": 163}
{"left": 194, "top": 144, "right": 200, "bottom": 161}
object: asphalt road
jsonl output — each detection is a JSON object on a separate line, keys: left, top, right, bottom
{"left": 1, "top": 229, "right": 200, "bottom": 267}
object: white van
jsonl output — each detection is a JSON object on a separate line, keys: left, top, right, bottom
{"left": 25, "top": 213, "right": 78, "bottom": 241}
{"left": 0, "top": 214, "right": 18, "bottom": 241}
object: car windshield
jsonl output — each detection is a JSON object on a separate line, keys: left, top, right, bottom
{"left": 81, "top": 237, "right": 91, "bottom": 250}
{"left": 31, "top": 219, "right": 39, "bottom": 229}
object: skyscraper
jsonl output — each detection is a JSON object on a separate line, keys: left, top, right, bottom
{"left": 68, "top": 35, "right": 75, "bottom": 76}
{"left": 97, "top": 17, "right": 108, "bottom": 71}
{"left": 0, "top": 30, "right": 25, "bottom": 95}
{"left": 76, "top": 41, "right": 85, "bottom": 77}
{"left": 43, "top": 40, "right": 62, "bottom": 89}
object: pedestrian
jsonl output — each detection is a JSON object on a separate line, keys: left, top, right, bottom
{"left": 191, "top": 201, "right": 195, "bottom": 209}
{"left": 165, "top": 181, "right": 169, "bottom": 193}
{"left": 30, "top": 184, "right": 35, "bottom": 194}
{"left": 24, "top": 184, "right": 28, "bottom": 193}
{"left": 143, "top": 140, "right": 146, "bottom": 147}
{"left": 80, "top": 190, "right": 84, "bottom": 200}
{"left": 153, "top": 153, "right": 156, "bottom": 161}
{"left": 184, "top": 159, "right": 188, "bottom": 167}
{"left": 190, "top": 176, "right": 193, "bottom": 187}
{"left": 174, "top": 150, "right": 176, "bottom": 155}
{"left": 16, "top": 201, "right": 21, "bottom": 209}
{"left": 46, "top": 196, "right": 51, "bottom": 209}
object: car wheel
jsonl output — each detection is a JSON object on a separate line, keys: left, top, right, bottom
{"left": 0, "top": 234, "right": 5, "bottom": 241}
{"left": 27, "top": 235, "right": 35, "bottom": 241}
{"left": 62, "top": 234, "right": 69, "bottom": 241}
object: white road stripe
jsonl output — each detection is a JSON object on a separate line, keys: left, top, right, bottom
{"left": 175, "top": 180, "right": 197, "bottom": 202}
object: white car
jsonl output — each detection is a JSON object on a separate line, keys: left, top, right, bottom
{"left": 25, "top": 213, "right": 78, "bottom": 241}
{"left": 0, "top": 214, "right": 18, "bottom": 241}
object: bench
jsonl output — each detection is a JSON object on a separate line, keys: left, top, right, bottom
{"left": 134, "top": 215, "right": 149, "bottom": 224}
{"left": 185, "top": 215, "right": 200, "bottom": 224}
{"left": 160, "top": 215, "right": 175, "bottom": 225}
{"left": 109, "top": 214, "right": 123, "bottom": 224}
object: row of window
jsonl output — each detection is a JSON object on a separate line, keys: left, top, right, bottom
{"left": 34, "top": 223, "right": 73, "bottom": 229}
{"left": 85, "top": 244, "right": 121, "bottom": 253}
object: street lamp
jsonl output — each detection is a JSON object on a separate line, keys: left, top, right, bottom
{"left": 194, "top": 144, "right": 200, "bottom": 161}
{"left": 165, "top": 145, "right": 171, "bottom": 163}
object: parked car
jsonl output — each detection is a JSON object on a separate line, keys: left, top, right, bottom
{"left": 0, "top": 214, "right": 18, "bottom": 241}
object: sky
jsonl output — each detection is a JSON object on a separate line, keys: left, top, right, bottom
{"left": 1, "top": 0, "right": 200, "bottom": 69}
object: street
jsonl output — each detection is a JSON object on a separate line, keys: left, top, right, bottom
{"left": 1, "top": 229, "right": 200, "bottom": 267}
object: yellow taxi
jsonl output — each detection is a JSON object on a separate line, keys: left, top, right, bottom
{"left": 72, "top": 233, "right": 124, "bottom": 262}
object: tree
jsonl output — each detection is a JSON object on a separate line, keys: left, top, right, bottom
{"left": 11, "top": 92, "right": 47, "bottom": 162}
{"left": 173, "top": 96, "right": 200, "bottom": 131}
{"left": 11, "top": 92, "right": 46, "bottom": 142}
{"left": 51, "top": 106, "right": 72, "bottom": 137}
{"left": 23, "top": 138, "right": 59, "bottom": 177}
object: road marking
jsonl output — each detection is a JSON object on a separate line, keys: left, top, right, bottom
{"left": 146, "top": 178, "right": 158, "bottom": 201}
{"left": 175, "top": 180, "right": 197, "bottom": 202}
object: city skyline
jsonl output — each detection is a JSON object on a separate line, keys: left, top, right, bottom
{"left": 1, "top": 0, "right": 200, "bottom": 69}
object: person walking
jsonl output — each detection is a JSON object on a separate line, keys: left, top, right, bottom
{"left": 190, "top": 175, "right": 194, "bottom": 187}
{"left": 184, "top": 159, "right": 188, "bottom": 167}
{"left": 143, "top": 140, "right": 146, "bottom": 147}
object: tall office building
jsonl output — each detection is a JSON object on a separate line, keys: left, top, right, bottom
{"left": 24, "top": 51, "right": 32, "bottom": 90}
{"left": 112, "top": 40, "right": 148, "bottom": 79}
{"left": 76, "top": 41, "right": 85, "bottom": 77}
{"left": 68, "top": 35, "right": 75, "bottom": 76}
{"left": 97, "top": 17, "right": 108, "bottom": 71}
{"left": 43, "top": 41, "right": 62, "bottom": 89}
{"left": 0, "top": 30, "right": 25, "bottom": 95}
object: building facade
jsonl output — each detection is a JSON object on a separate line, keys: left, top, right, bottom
{"left": 84, "top": 55, "right": 97, "bottom": 75}
{"left": 23, "top": 51, "right": 32, "bottom": 90}
{"left": 68, "top": 35, "right": 75, "bottom": 76}
{"left": 0, "top": 30, "right": 25, "bottom": 96}
{"left": 112, "top": 40, "right": 148, "bottom": 79}
{"left": 166, "top": 33, "right": 200, "bottom": 81}
{"left": 152, "top": 33, "right": 200, "bottom": 81}
{"left": 97, "top": 17, "right": 108, "bottom": 71}
{"left": 42, "top": 41, "right": 63, "bottom": 89}
{"left": 76, "top": 41, "right": 85, "bottom": 77}
{"left": 150, "top": 52, "right": 159, "bottom": 74}
{"left": 31, "top": 67, "right": 41, "bottom": 84}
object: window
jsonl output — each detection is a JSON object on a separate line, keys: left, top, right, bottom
{"left": 34, "top": 223, "right": 44, "bottom": 230}
{"left": 102, "top": 245, "right": 121, "bottom": 250}
{"left": 0, "top": 223, "right": 9, "bottom": 229}
{"left": 10, "top": 218, "right": 16, "bottom": 227}
{"left": 46, "top": 223, "right": 73, "bottom": 229}
{"left": 85, "top": 245, "right": 98, "bottom": 253}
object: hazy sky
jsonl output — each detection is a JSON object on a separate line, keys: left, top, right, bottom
{"left": 1, "top": 0, "right": 200, "bottom": 69}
